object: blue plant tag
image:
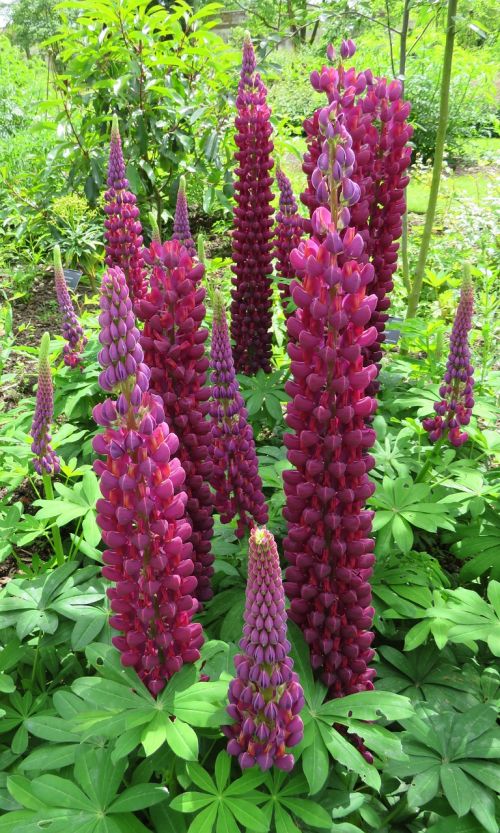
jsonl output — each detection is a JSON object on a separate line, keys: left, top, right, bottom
{"left": 386, "top": 316, "right": 403, "bottom": 345}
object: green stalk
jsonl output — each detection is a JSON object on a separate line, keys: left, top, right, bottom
{"left": 406, "top": 0, "right": 458, "bottom": 319}
{"left": 415, "top": 436, "right": 446, "bottom": 484}
{"left": 399, "top": 0, "right": 411, "bottom": 294}
{"left": 42, "top": 473, "right": 65, "bottom": 566}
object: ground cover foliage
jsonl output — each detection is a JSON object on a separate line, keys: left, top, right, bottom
{"left": 0, "top": 1, "right": 499, "bottom": 832}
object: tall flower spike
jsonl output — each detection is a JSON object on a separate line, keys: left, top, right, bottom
{"left": 210, "top": 289, "right": 268, "bottom": 537}
{"left": 104, "top": 115, "right": 147, "bottom": 301}
{"left": 172, "top": 176, "right": 196, "bottom": 257}
{"left": 224, "top": 527, "right": 304, "bottom": 771}
{"left": 275, "top": 168, "right": 303, "bottom": 317}
{"left": 93, "top": 266, "right": 203, "bottom": 695}
{"left": 230, "top": 33, "right": 275, "bottom": 374}
{"left": 149, "top": 211, "right": 161, "bottom": 245}
{"left": 53, "top": 246, "right": 87, "bottom": 368}
{"left": 137, "top": 241, "right": 214, "bottom": 602}
{"left": 423, "top": 265, "right": 474, "bottom": 447}
{"left": 31, "top": 332, "right": 60, "bottom": 476}
{"left": 283, "top": 101, "right": 378, "bottom": 713}
{"left": 301, "top": 43, "right": 412, "bottom": 394}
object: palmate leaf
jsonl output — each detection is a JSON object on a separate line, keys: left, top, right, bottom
{"left": 386, "top": 702, "right": 500, "bottom": 825}
{"left": 69, "top": 643, "right": 226, "bottom": 761}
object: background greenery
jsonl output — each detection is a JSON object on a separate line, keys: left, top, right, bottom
{"left": 0, "top": 1, "right": 498, "bottom": 832}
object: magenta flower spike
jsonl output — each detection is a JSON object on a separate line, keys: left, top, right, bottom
{"left": 137, "top": 241, "right": 214, "bottom": 603}
{"left": 53, "top": 246, "right": 87, "bottom": 368}
{"left": 31, "top": 332, "right": 60, "bottom": 476}
{"left": 93, "top": 266, "right": 203, "bottom": 695}
{"left": 423, "top": 266, "right": 475, "bottom": 447}
{"left": 230, "top": 33, "right": 275, "bottom": 375}
{"left": 172, "top": 176, "right": 196, "bottom": 257}
{"left": 301, "top": 44, "right": 412, "bottom": 393}
{"left": 283, "top": 104, "right": 378, "bottom": 708}
{"left": 209, "top": 289, "right": 268, "bottom": 537}
{"left": 104, "top": 115, "right": 147, "bottom": 301}
{"left": 224, "top": 527, "right": 304, "bottom": 771}
{"left": 275, "top": 168, "right": 303, "bottom": 317}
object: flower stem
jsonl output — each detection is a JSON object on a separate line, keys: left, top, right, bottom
{"left": 42, "top": 473, "right": 65, "bottom": 566}
{"left": 415, "top": 436, "right": 446, "bottom": 484}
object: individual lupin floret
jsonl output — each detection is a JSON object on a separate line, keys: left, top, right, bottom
{"left": 104, "top": 115, "right": 147, "bottom": 301}
{"left": 423, "top": 266, "right": 474, "bottom": 447}
{"left": 172, "top": 176, "right": 196, "bottom": 257}
{"left": 31, "top": 332, "right": 60, "bottom": 475}
{"left": 137, "top": 240, "right": 214, "bottom": 602}
{"left": 274, "top": 168, "right": 303, "bottom": 316}
{"left": 209, "top": 289, "right": 268, "bottom": 537}
{"left": 230, "top": 33, "right": 275, "bottom": 374}
{"left": 53, "top": 246, "right": 87, "bottom": 368}
{"left": 224, "top": 527, "right": 304, "bottom": 771}
{"left": 93, "top": 265, "right": 203, "bottom": 695}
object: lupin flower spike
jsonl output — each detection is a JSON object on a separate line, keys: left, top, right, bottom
{"left": 301, "top": 42, "right": 412, "bottom": 393}
{"left": 275, "top": 168, "right": 303, "bottom": 316}
{"left": 137, "top": 240, "right": 214, "bottom": 602}
{"left": 172, "top": 175, "right": 196, "bottom": 257}
{"left": 149, "top": 211, "right": 161, "bottom": 245}
{"left": 423, "top": 264, "right": 475, "bottom": 447}
{"left": 283, "top": 94, "right": 378, "bottom": 718}
{"left": 93, "top": 265, "right": 203, "bottom": 694}
{"left": 224, "top": 527, "right": 304, "bottom": 771}
{"left": 210, "top": 290, "right": 268, "bottom": 536}
{"left": 31, "top": 332, "right": 60, "bottom": 476}
{"left": 104, "top": 115, "right": 147, "bottom": 301}
{"left": 230, "top": 33, "right": 275, "bottom": 374}
{"left": 53, "top": 246, "right": 87, "bottom": 368}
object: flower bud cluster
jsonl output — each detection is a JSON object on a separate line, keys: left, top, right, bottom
{"left": 209, "top": 290, "right": 268, "bottom": 536}
{"left": 137, "top": 240, "right": 214, "bottom": 602}
{"left": 283, "top": 110, "right": 378, "bottom": 702}
{"left": 275, "top": 168, "right": 303, "bottom": 317}
{"left": 172, "top": 176, "right": 196, "bottom": 257}
{"left": 104, "top": 116, "right": 147, "bottom": 301}
{"left": 231, "top": 34, "right": 275, "bottom": 374}
{"left": 93, "top": 266, "right": 203, "bottom": 695}
{"left": 31, "top": 332, "right": 60, "bottom": 475}
{"left": 301, "top": 43, "right": 412, "bottom": 392}
{"left": 423, "top": 269, "right": 475, "bottom": 447}
{"left": 224, "top": 527, "right": 304, "bottom": 771}
{"left": 53, "top": 246, "right": 87, "bottom": 368}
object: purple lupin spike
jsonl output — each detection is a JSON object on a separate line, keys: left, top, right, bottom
{"left": 172, "top": 176, "right": 196, "bottom": 257}
{"left": 209, "top": 289, "right": 268, "bottom": 537}
{"left": 54, "top": 246, "right": 87, "bottom": 368}
{"left": 274, "top": 168, "right": 303, "bottom": 316}
{"left": 31, "top": 332, "right": 60, "bottom": 475}
{"left": 223, "top": 527, "right": 304, "bottom": 771}
{"left": 104, "top": 115, "right": 147, "bottom": 301}
{"left": 423, "top": 265, "right": 475, "bottom": 446}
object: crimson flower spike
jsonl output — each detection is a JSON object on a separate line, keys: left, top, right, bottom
{"left": 209, "top": 289, "right": 268, "bottom": 537}
{"left": 275, "top": 168, "right": 303, "bottom": 317}
{"left": 230, "top": 33, "right": 275, "bottom": 374}
{"left": 137, "top": 240, "right": 214, "bottom": 603}
{"left": 283, "top": 98, "right": 378, "bottom": 721}
{"left": 172, "top": 175, "right": 196, "bottom": 257}
{"left": 93, "top": 265, "right": 203, "bottom": 695}
{"left": 104, "top": 115, "right": 147, "bottom": 301}
{"left": 224, "top": 527, "right": 304, "bottom": 771}
{"left": 53, "top": 246, "right": 87, "bottom": 368}
{"left": 301, "top": 41, "right": 412, "bottom": 395}
{"left": 423, "top": 265, "right": 475, "bottom": 446}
